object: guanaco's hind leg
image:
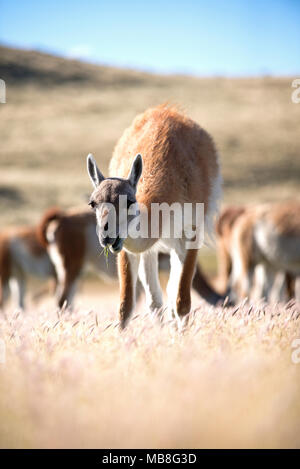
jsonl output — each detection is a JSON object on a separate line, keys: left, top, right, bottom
{"left": 48, "top": 222, "right": 86, "bottom": 309}
{"left": 176, "top": 248, "right": 198, "bottom": 317}
{"left": 49, "top": 243, "right": 83, "bottom": 309}
{"left": 118, "top": 250, "right": 140, "bottom": 329}
{"left": 57, "top": 266, "right": 81, "bottom": 309}
{"left": 167, "top": 241, "right": 198, "bottom": 320}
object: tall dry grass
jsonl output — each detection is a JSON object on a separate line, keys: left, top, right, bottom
{"left": 0, "top": 296, "right": 299, "bottom": 448}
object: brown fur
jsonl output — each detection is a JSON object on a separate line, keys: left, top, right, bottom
{"left": 110, "top": 104, "right": 219, "bottom": 215}
{"left": 118, "top": 251, "right": 134, "bottom": 325}
{"left": 176, "top": 249, "right": 198, "bottom": 316}
{"left": 37, "top": 206, "right": 64, "bottom": 247}
{"left": 50, "top": 213, "right": 87, "bottom": 308}
{"left": 266, "top": 201, "right": 300, "bottom": 237}
{"left": 215, "top": 206, "right": 246, "bottom": 238}
{"left": 231, "top": 209, "right": 257, "bottom": 299}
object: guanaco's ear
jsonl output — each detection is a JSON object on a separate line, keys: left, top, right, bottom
{"left": 87, "top": 153, "right": 105, "bottom": 188}
{"left": 127, "top": 154, "right": 143, "bottom": 190}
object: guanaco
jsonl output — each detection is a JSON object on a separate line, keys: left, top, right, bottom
{"left": 87, "top": 104, "right": 222, "bottom": 327}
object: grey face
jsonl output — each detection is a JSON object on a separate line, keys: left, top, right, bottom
{"left": 87, "top": 153, "right": 142, "bottom": 254}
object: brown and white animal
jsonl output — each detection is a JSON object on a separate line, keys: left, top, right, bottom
{"left": 216, "top": 204, "right": 300, "bottom": 303}
{"left": 228, "top": 202, "right": 300, "bottom": 303}
{"left": 37, "top": 206, "right": 224, "bottom": 309}
{"left": 87, "top": 104, "right": 222, "bottom": 327}
{"left": 37, "top": 206, "right": 117, "bottom": 308}
{"left": 0, "top": 226, "right": 56, "bottom": 310}
{"left": 215, "top": 205, "right": 247, "bottom": 294}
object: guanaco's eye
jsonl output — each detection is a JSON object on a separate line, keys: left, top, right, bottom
{"left": 89, "top": 200, "right": 96, "bottom": 209}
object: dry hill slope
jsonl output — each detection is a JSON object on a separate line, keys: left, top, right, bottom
{"left": 0, "top": 46, "right": 299, "bottom": 231}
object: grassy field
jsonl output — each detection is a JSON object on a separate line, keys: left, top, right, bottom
{"left": 0, "top": 46, "right": 300, "bottom": 448}
{"left": 0, "top": 295, "right": 299, "bottom": 448}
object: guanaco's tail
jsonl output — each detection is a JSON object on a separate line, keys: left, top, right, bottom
{"left": 192, "top": 264, "right": 225, "bottom": 305}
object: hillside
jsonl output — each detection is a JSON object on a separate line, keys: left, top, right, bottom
{"left": 0, "top": 45, "right": 161, "bottom": 87}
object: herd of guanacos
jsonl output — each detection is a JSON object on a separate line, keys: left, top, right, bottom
{"left": 1, "top": 105, "right": 299, "bottom": 327}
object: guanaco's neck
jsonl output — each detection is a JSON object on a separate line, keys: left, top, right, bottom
{"left": 123, "top": 203, "right": 157, "bottom": 253}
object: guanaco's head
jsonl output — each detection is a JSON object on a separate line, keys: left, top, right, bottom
{"left": 87, "top": 153, "right": 143, "bottom": 254}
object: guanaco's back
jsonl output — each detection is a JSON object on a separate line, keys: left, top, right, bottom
{"left": 109, "top": 104, "right": 220, "bottom": 212}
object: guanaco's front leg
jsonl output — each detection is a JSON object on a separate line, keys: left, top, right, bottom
{"left": 118, "top": 250, "right": 139, "bottom": 329}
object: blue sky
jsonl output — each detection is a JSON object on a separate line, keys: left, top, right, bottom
{"left": 1, "top": 0, "right": 299, "bottom": 76}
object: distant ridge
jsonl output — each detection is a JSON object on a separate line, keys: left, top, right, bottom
{"left": 0, "top": 45, "right": 160, "bottom": 87}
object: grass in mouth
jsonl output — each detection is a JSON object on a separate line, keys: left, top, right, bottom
{"left": 101, "top": 246, "right": 110, "bottom": 268}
